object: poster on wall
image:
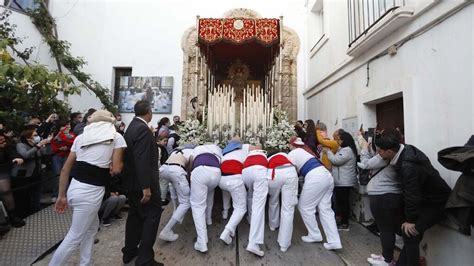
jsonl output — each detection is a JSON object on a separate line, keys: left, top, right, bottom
{"left": 342, "top": 116, "right": 358, "bottom": 137}
{"left": 117, "top": 76, "right": 173, "bottom": 114}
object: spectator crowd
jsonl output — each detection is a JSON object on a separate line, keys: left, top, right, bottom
{"left": 0, "top": 101, "right": 470, "bottom": 266}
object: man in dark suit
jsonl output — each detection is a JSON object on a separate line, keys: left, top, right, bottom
{"left": 121, "top": 100, "right": 163, "bottom": 266}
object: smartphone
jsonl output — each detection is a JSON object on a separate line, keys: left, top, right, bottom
{"left": 368, "top": 128, "right": 375, "bottom": 139}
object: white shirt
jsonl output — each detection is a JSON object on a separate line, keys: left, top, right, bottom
{"left": 193, "top": 144, "right": 222, "bottom": 163}
{"left": 135, "top": 116, "right": 148, "bottom": 126}
{"left": 288, "top": 148, "right": 314, "bottom": 172}
{"left": 71, "top": 132, "right": 127, "bottom": 168}
{"left": 390, "top": 144, "right": 405, "bottom": 165}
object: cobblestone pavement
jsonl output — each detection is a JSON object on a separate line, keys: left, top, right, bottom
{"left": 34, "top": 200, "right": 382, "bottom": 266}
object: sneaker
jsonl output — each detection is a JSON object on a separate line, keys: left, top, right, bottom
{"left": 269, "top": 226, "right": 278, "bottom": 231}
{"left": 222, "top": 209, "right": 229, "bottom": 219}
{"left": 371, "top": 254, "right": 384, "bottom": 260}
{"left": 337, "top": 224, "right": 350, "bottom": 231}
{"left": 206, "top": 218, "right": 212, "bottom": 225}
{"left": 9, "top": 216, "right": 26, "bottom": 228}
{"left": 158, "top": 230, "right": 179, "bottom": 242}
{"left": 113, "top": 214, "right": 123, "bottom": 220}
{"left": 102, "top": 218, "right": 112, "bottom": 227}
{"left": 161, "top": 198, "right": 170, "bottom": 206}
{"left": 367, "top": 222, "right": 379, "bottom": 234}
{"left": 220, "top": 229, "right": 232, "bottom": 245}
{"left": 0, "top": 223, "right": 10, "bottom": 236}
{"left": 194, "top": 241, "right": 208, "bottom": 253}
{"left": 246, "top": 243, "right": 264, "bottom": 257}
{"left": 367, "top": 257, "right": 393, "bottom": 266}
{"left": 301, "top": 235, "right": 323, "bottom": 243}
{"left": 323, "top": 242, "right": 342, "bottom": 250}
{"left": 280, "top": 245, "right": 290, "bottom": 252}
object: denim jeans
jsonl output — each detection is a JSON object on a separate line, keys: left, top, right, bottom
{"left": 51, "top": 155, "right": 67, "bottom": 197}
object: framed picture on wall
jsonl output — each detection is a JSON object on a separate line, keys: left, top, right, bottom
{"left": 117, "top": 76, "right": 173, "bottom": 114}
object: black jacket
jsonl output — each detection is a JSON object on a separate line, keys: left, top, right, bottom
{"left": 0, "top": 142, "right": 19, "bottom": 174}
{"left": 123, "top": 117, "right": 159, "bottom": 192}
{"left": 438, "top": 146, "right": 474, "bottom": 235}
{"left": 395, "top": 145, "right": 452, "bottom": 223}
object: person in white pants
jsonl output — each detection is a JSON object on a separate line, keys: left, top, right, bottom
{"left": 219, "top": 140, "right": 249, "bottom": 246}
{"left": 241, "top": 147, "right": 268, "bottom": 256}
{"left": 190, "top": 143, "right": 222, "bottom": 253}
{"left": 287, "top": 137, "right": 342, "bottom": 250}
{"left": 266, "top": 152, "right": 299, "bottom": 252}
{"left": 158, "top": 146, "right": 194, "bottom": 242}
{"left": 221, "top": 190, "right": 231, "bottom": 219}
{"left": 50, "top": 110, "right": 126, "bottom": 265}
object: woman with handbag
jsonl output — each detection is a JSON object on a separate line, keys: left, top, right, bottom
{"left": 358, "top": 130, "right": 403, "bottom": 266}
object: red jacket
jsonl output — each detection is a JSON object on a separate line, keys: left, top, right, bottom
{"left": 51, "top": 129, "right": 76, "bottom": 157}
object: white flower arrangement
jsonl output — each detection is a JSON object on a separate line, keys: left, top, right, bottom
{"left": 178, "top": 117, "right": 209, "bottom": 145}
{"left": 178, "top": 108, "right": 295, "bottom": 151}
{"left": 264, "top": 108, "right": 295, "bottom": 151}
{"left": 242, "top": 124, "right": 261, "bottom": 146}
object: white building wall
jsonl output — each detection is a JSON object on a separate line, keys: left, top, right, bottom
{"left": 0, "top": 7, "right": 58, "bottom": 73}
{"left": 305, "top": 0, "right": 474, "bottom": 264}
{"left": 45, "top": 0, "right": 307, "bottom": 126}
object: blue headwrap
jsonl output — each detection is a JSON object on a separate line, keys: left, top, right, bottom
{"left": 223, "top": 140, "right": 242, "bottom": 155}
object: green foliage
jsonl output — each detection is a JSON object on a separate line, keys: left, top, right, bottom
{"left": 28, "top": 3, "right": 118, "bottom": 114}
{"left": 0, "top": 10, "right": 34, "bottom": 61}
{"left": 0, "top": 42, "right": 80, "bottom": 131}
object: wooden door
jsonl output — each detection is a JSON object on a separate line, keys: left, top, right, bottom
{"left": 376, "top": 97, "right": 404, "bottom": 133}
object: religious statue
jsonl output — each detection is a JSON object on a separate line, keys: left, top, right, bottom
{"left": 228, "top": 60, "right": 250, "bottom": 103}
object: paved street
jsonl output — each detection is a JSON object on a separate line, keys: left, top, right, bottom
{"left": 34, "top": 199, "right": 382, "bottom": 266}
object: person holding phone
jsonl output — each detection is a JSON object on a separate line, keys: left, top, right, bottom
{"left": 0, "top": 130, "right": 25, "bottom": 227}
{"left": 12, "top": 127, "right": 52, "bottom": 214}
{"left": 358, "top": 129, "right": 403, "bottom": 265}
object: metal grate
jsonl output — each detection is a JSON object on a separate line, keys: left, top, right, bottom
{"left": 0, "top": 205, "right": 72, "bottom": 266}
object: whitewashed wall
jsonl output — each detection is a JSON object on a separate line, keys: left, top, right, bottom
{"left": 43, "top": 0, "right": 307, "bottom": 126}
{"left": 304, "top": 0, "right": 474, "bottom": 264}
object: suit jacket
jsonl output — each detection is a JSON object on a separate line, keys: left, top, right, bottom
{"left": 123, "top": 117, "right": 159, "bottom": 192}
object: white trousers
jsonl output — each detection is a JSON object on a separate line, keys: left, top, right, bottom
{"left": 49, "top": 179, "right": 105, "bottom": 266}
{"left": 242, "top": 166, "right": 268, "bottom": 245}
{"left": 219, "top": 174, "right": 247, "bottom": 235}
{"left": 298, "top": 167, "right": 341, "bottom": 245}
{"left": 267, "top": 166, "right": 299, "bottom": 248}
{"left": 222, "top": 190, "right": 231, "bottom": 213}
{"left": 190, "top": 166, "right": 221, "bottom": 245}
{"left": 160, "top": 165, "right": 190, "bottom": 223}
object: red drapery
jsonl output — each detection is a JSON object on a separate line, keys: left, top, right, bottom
{"left": 198, "top": 18, "right": 279, "bottom": 46}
